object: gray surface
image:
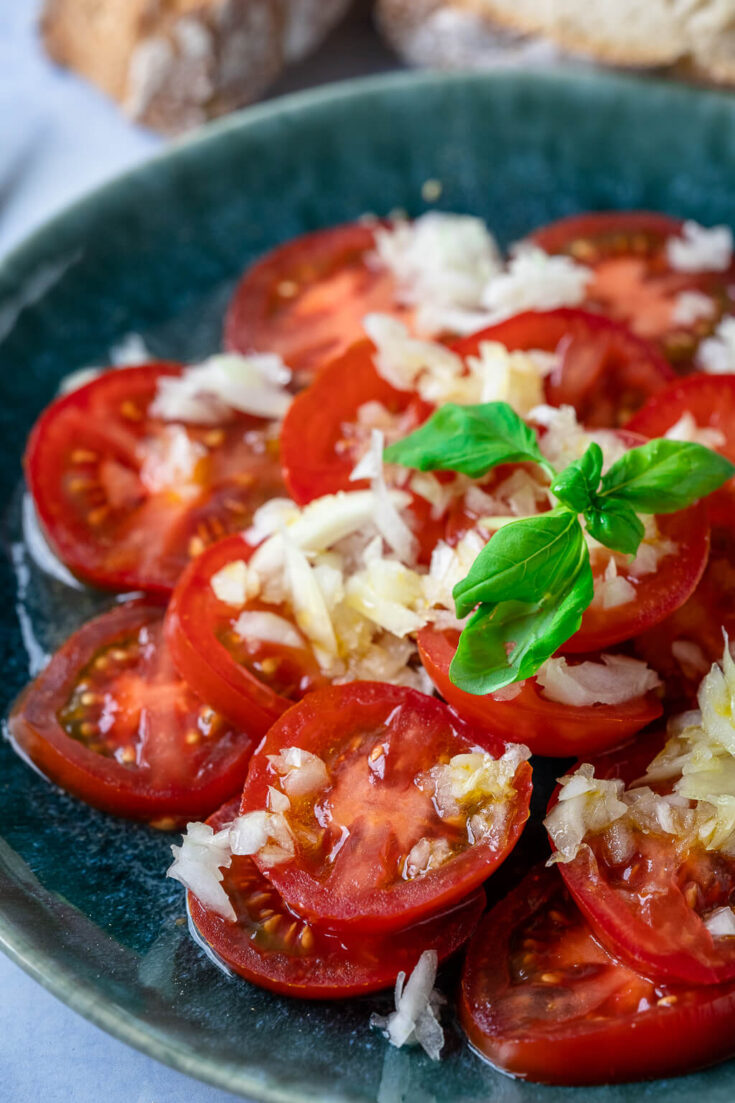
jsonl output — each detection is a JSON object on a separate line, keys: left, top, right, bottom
{"left": 0, "top": 3, "right": 396, "bottom": 1102}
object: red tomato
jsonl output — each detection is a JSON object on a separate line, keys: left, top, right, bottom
{"left": 7, "top": 603, "right": 257, "bottom": 825}
{"left": 529, "top": 212, "right": 735, "bottom": 369}
{"left": 460, "top": 865, "right": 735, "bottom": 1085}
{"left": 188, "top": 797, "right": 484, "bottom": 999}
{"left": 224, "top": 222, "right": 409, "bottom": 388}
{"left": 25, "top": 364, "right": 285, "bottom": 596}
{"left": 239, "top": 683, "right": 532, "bottom": 933}
{"left": 566, "top": 502, "right": 711, "bottom": 654}
{"left": 165, "top": 534, "right": 325, "bottom": 736}
{"left": 635, "top": 524, "right": 735, "bottom": 708}
{"left": 627, "top": 372, "right": 735, "bottom": 528}
{"left": 550, "top": 733, "right": 735, "bottom": 986}
{"left": 452, "top": 308, "right": 673, "bottom": 427}
{"left": 278, "top": 339, "right": 442, "bottom": 560}
{"left": 417, "top": 627, "right": 662, "bottom": 758}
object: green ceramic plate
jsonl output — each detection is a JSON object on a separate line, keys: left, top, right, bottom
{"left": 3, "top": 68, "right": 735, "bottom": 1103}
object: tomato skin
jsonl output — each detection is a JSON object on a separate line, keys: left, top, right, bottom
{"left": 451, "top": 307, "right": 673, "bottom": 427}
{"left": 224, "top": 222, "right": 405, "bottom": 388}
{"left": 25, "top": 363, "right": 284, "bottom": 596}
{"left": 549, "top": 733, "right": 735, "bottom": 987}
{"left": 564, "top": 502, "right": 710, "bottom": 654}
{"left": 627, "top": 372, "right": 735, "bottom": 528}
{"left": 165, "top": 534, "right": 325, "bottom": 737}
{"left": 460, "top": 865, "right": 735, "bottom": 1085}
{"left": 188, "top": 797, "right": 484, "bottom": 1000}
{"left": 8, "top": 602, "right": 257, "bottom": 824}
{"left": 634, "top": 523, "right": 735, "bottom": 708}
{"left": 240, "top": 682, "right": 532, "bottom": 934}
{"left": 417, "top": 628, "right": 662, "bottom": 758}
{"left": 278, "top": 339, "right": 441, "bottom": 560}
{"left": 529, "top": 212, "right": 735, "bottom": 369}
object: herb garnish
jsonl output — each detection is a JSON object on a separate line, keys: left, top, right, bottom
{"left": 385, "top": 403, "right": 734, "bottom": 695}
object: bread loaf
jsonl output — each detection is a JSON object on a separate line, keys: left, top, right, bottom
{"left": 378, "top": 0, "right": 735, "bottom": 86}
{"left": 41, "top": 0, "right": 352, "bottom": 135}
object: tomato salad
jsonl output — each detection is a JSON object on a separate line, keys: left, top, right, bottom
{"left": 11, "top": 210, "right": 735, "bottom": 1085}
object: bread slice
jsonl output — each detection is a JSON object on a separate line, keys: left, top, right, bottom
{"left": 376, "top": 0, "right": 558, "bottom": 69}
{"left": 455, "top": 0, "right": 735, "bottom": 76}
{"left": 41, "top": 0, "right": 351, "bottom": 135}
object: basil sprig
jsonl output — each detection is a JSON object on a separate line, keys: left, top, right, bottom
{"left": 385, "top": 402, "right": 734, "bottom": 695}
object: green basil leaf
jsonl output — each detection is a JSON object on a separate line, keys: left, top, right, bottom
{"left": 449, "top": 553, "right": 594, "bottom": 695}
{"left": 584, "top": 498, "right": 645, "bottom": 556}
{"left": 453, "top": 508, "right": 583, "bottom": 618}
{"left": 383, "top": 402, "right": 554, "bottom": 479}
{"left": 550, "top": 442, "right": 603, "bottom": 512}
{"left": 599, "top": 439, "right": 735, "bottom": 513}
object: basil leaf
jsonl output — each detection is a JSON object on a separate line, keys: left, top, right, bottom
{"left": 599, "top": 439, "right": 735, "bottom": 513}
{"left": 449, "top": 553, "right": 594, "bottom": 695}
{"left": 453, "top": 508, "right": 583, "bottom": 618}
{"left": 551, "top": 442, "right": 603, "bottom": 512}
{"left": 384, "top": 402, "right": 554, "bottom": 479}
{"left": 584, "top": 498, "right": 645, "bottom": 556}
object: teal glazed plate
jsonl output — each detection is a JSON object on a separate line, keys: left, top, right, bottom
{"left": 4, "top": 68, "right": 735, "bottom": 1102}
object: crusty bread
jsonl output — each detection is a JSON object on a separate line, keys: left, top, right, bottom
{"left": 378, "top": 0, "right": 735, "bottom": 86}
{"left": 41, "top": 0, "right": 351, "bottom": 135}
{"left": 376, "top": 0, "right": 557, "bottom": 69}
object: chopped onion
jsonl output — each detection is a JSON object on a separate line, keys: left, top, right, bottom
{"left": 370, "top": 949, "right": 445, "bottom": 1061}
{"left": 536, "top": 654, "right": 660, "bottom": 707}
{"left": 167, "top": 821, "right": 235, "bottom": 921}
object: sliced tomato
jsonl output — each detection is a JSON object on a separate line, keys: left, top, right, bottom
{"left": 529, "top": 212, "right": 735, "bottom": 369}
{"left": 460, "top": 865, "right": 735, "bottom": 1085}
{"left": 224, "top": 222, "right": 409, "bottom": 388}
{"left": 452, "top": 308, "right": 673, "bottom": 427}
{"left": 566, "top": 501, "right": 710, "bottom": 653}
{"left": 417, "top": 628, "right": 662, "bottom": 758}
{"left": 634, "top": 524, "right": 735, "bottom": 708}
{"left": 25, "top": 364, "right": 285, "bottom": 596}
{"left": 627, "top": 372, "right": 735, "bottom": 528}
{"left": 278, "top": 339, "right": 442, "bottom": 560}
{"left": 7, "top": 602, "right": 257, "bottom": 825}
{"left": 165, "top": 534, "right": 325, "bottom": 736}
{"left": 239, "top": 683, "right": 532, "bottom": 933}
{"left": 188, "top": 797, "right": 484, "bottom": 999}
{"left": 550, "top": 732, "right": 735, "bottom": 986}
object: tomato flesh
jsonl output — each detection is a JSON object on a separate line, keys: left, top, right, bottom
{"left": 8, "top": 602, "right": 256, "bottom": 824}
{"left": 460, "top": 865, "right": 735, "bottom": 1084}
{"left": 25, "top": 364, "right": 285, "bottom": 596}
{"left": 188, "top": 797, "right": 484, "bottom": 999}
{"left": 224, "top": 222, "right": 408, "bottom": 388}
{"left": 165, "top": 533, "right": 325, "bottom": 736}
{"left": 530, "top": 212, "right": 735, "bottom": 369}
{"left": 418, "top": 628, "right": 662, "bottom": 758}
{"left": 451, "top": 307, "right": 673, "bottom": 427}
{"left": 239, "top": 683, "right": 532, "bottom": 933}
{"left": 551, "top": 733, "right": 735, "bottom": 986}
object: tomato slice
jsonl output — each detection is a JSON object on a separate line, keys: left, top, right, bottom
{"left": 165, "top": 533, "right": 325, "bottom": 736}
{"left": 451, "top": 308, "right": 673, "bottom": 427}
{"left": 278, "top": 339, "right": 442, "bottom": 560}
{"left": 627, "top": 372, "right": 735, "bottom": 528}
{"left": 566, "top": 501, "right": 710, "bottom": 654}
{"left": 188, "top": 797, "right": 484, "bottom": 999}
{"left": 529, "top": 212, "right": 735, "bottom": 369}
{"left": 417, "top": 628, "right": 662, "bottom": 758}
{"left": 224, "top": 222, "right": 409, "bottom": 388}
{"left": 239, "top": 683, "right": 532, "bottom": 933}
{"left": 460, "top": 865, "right": 735, "bottom": 1085}
{"left": 25, "top": 364, "right": 285, "bottom": 596}
{"left": 550, "top": 733, "right": 735, "bottom": 986}
{"left": 634, "top": 524, "right": 735, "bottom": 708}
{"left": 7, "top": 602, "right": 256, "bottom": 824}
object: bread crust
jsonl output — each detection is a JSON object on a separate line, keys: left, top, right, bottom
{"left": 40, "top": 0, "right": 351, "bottom": 134}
